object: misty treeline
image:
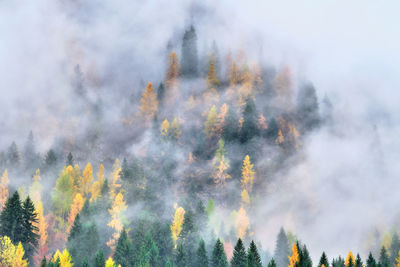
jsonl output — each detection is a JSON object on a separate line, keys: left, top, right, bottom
{"left": 0, "top": 19, "right": 385, "bottom": 267}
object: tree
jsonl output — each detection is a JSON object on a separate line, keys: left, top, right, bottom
{"left": 107, "top": 192, "right": 127, "bottom": 250}
{"left": 165, "top": 51, "right": 180, "bottom": 92}
{"left": 21, "top": 196, "right": 39, "bottom": 262}
{"left": 139, "top": 82, "right": 159, "bottom": 122}
{"left": 247, "top": 240, "right": 262, "bottom": 267}
{"left": 390, "top": 232, "right": 400, "bottom": 266}
{"left": 268, "top": 259, "right": 277, "bottom": 267}
{"left": 0, "top": 169, "right": 9, "bottom": 210}
{"left": 205, "top": 105, "right": 218, "bottom": 138}
{"left": 94, "top": 250, "right": 106, "bottom": 267}
{"left": 273, "top": 228, "right": 290, "bottom": 267}
{"left": 230, "top": 238, "right": 247, "bottom": 267}
{"left": 171, "top": 206, "right": 185, "bottom": 249}
{"left": 207, "top": 60, "right": 220, "bottom": 91}
{"left": 66, "top": 152, "right": 74, "bottom": 166}
{"left": 355, "top": 254, "right": 363, "bottom": 267}
{"left": 345, "top": 252, "right": 355, "bottom": 267}
{"left": 44, "top": 149, "right": 57, "bottom": 169}
{"left": 0, "top": 191, "right": 24, "bottom": 244}
{"left": 318, "top": 252, "right": 329, "bottom": 267}
{"left": 379, "top": 246, "right": 390, "bottom": 267}
{"left": 366, "top": 253, "right": 376, "bottom": 267}
{"left": 114, "top": 228, "right": 134, "bottom": 267}
{"left": 288, "top": 243, "right": 299, "bottom": 267}
{"left": 195, "top": 239, "right": 208, "bottom": 267}
{"left": 175, "top": 242, "right": 188, "bottom": 267}
{"left": 105, "top": 257, "right": 115, "bottom": 267}
{"left": 240, "top": 97, "right": 258, "bottom": 143}
{"left": 241, "top": 155, "right": 255, "bottom": 192}
{"left": 296, "top": 82, "right": 320, "bottom": 131}
{"left": 67, "top": 193, "right": 85, "bottom": 233}
{"left": 211, "top": 239, "right": 228, "bottom": 267}
{"left": 82, "top": 163, "right": 94, "bottom": 197}
{"left": 181, "top": 25, "right": 198, "bottom": 78}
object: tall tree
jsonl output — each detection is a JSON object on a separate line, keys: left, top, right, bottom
{"left": 0, "top": 191, "right": 24, "bottom": 243}
{"left": 230, "top": 238, "right": 247, "bottom": 267}
{"left": 273, "top": 228, "right": 290, "bottom": 267}
{"left": 390, "top": 232, "right": 400, "bottom": 266}
{"left": 139, "top": 82, "right": 159, "bottom": 122}
{"left": 318, "top": 252, "right": 329, "bottom": 267}
{"left": 21, "top": 196, "right": 39, "bottom": 263}
{"left": 247, "top": 240, "right": 262, "bottom": 267}
{"left": 195, "top": 239, "right": 208, "bottom": 267}
{"left": 366, "top": 253, "right": 376, "bottom": 267}
{"left": 240, "top": 97, "right": 258, "bottom": 143}
{"left": 296, "top": 82, "right": 320, "bottom": 131}
{"left": 114, "top": 228, "right": 134, "bottom": 267}
{"left": 181, "top": 25, "right": 198, "bottom": 78}
{"left": 211, "top": 239, "right": 228, "bottom": 267}
{"left": 379, "top": 246, "right": 390, "bottom": 267}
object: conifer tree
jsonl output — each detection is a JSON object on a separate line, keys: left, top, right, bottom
{"left": 21, "top": 196, "right": 39, "bottom": 262}
{"left": 379, "top": 246, "right": 390, "bottom": 267}
{"left": 247, "top": 240, "right": 262, "bottom": 267}
{"left": 0, "top": 169, "right": 9, "bottom": 210}
{"left": 181, "top": 25, "right": 198, "bottom": 78}
{"left": 231, "top": 238, "right": 247, "bottom": 267}
{"left": 355, "top": 254, "right": 363, "bottom": 267}
{"left": 139, "top": 82, "right": 159, "bottom": 122}
{"left": 366, "top": 253, "right": 377, "bottom": 267}
{"left": 195, "top": 239, "right": 208, "bottom": 267}
{"left": 273, "top": 228, "right": 290, "bottom": 267}
{"left": 211, "top": 239, "right": 228, "bottom": 267}
{"left": 114, "top": 228, "right": 134, "bottom": 267}
{"left": 268, "top": 258, "right": 277, "bottom": 267}
{"left": 175, "top": 242, "right": 188, "bottom": 267}
{"left": 319, "top": 252, "right": 329, "bottom": 267}
{"left": 390, "top": 232, "right": 400, "bottom": 266}
{"left": 94, "top": 249, "right": 106, "bottom": 267}
{"left": 0, "top": 191, "right": 24, "bottom": 243}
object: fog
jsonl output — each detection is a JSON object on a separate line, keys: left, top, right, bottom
{"left": 1, "top": 0, "right": 400, "bottom": 262}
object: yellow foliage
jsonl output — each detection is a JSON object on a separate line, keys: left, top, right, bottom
{"left": 14, "top": 242, "right": 28, "bottom": 267}
{"left": 288, "top": 243, "right": 300, "bottom": 267}
{"left": 105, "top": 257, "right": 115, "bottom": 267}
{"left": 67, "top": 193, "right": 85, "bottom": 233}
{"left": 275, "top": 130, "right": 284, "bottom": 145}
{"left": 161, "top": 119, "right": 170, "bottom": 136}
{"left": 205, "top": 105, "right": 218, "bottom": 138}
{"left": 207, "top": 60, "right": 220, "bottom": 90}
{"left": 235, "top": 207, "right": 250, "bottom": 239}
{"left": 107, "top": 192, "right": 127, "bottom": 250}
{"left": 82, "top": 163, "right": 93, "bottom": 197}
{"left": 109, "top": 159, "right": 122, "bottom": 200}
{"left": 35, "top": 201, "right": 48, "bottom": 250}
{"left": 241, "top": 189, "right": 250, "bottom": 205}
{"left": 139, "top": 82, "right": 158, "bottom": 122}
{"left": 212, "top": 155, "right": 231, "bottom": 185}
{"left": 345, "top": 251, "right": 355, "bottom": 267}
{"left": 0, "top": 237, "right": 28, "bottom": 267}
{"left": 171, "top": 206, "right": 185, "bottom": 249}
{"left": 52, "top": 249, "right": 73, "bottom": 267}
{"left": 241, "top": 155, "right": 256, "bottom": 192}
{"left": 165, "top": 51, "right": 180, "bottom": 90}
{"left": 0, "top": 169, "right": 9, "bottom": 210}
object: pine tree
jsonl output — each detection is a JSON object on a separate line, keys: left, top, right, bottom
{"left": 21, "top": 196, "right": 39, "bottom": 262}
{"left": 273, "top": 227, "right": 290, "bottom": 267}
{"left": 94, "top": 249, "right": 106, "bottom": 267}
{"left": 181, "top": 25, "right": 198, "bottom": 78}
{"left": 231, "top": 238, "right": 247, "bottom": 267}
{"left": 247, "top": 240, "right": 262, "bottom": 267}
{"left": 114, "top": 228, "right": 134, "bottom": 267}
{"left": 319, "top": 252, "right": 329, "bottom": 267}
{"left": 211, "top": 239, "right": 228, "bottom": 267}
{"left": 366, "top": 253, "right": 377, "bottom": 267}
{"left": 379, "top": 246, "right": 390, "bottom": 267}
{"left": 194, "top": 239, "right": 208, "bottom": 267}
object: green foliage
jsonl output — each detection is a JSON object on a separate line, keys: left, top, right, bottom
{"left": 94, "top": 249, "right": 106, "bottom": 267}
{"left": 318, "top": 252, "right": 329, "bottom": 267}
{"left": 231, "top": 238, "right": 247, "bottom": 267}
{"left": 379, "top": 246, "right": 390, "bottom": 267}
{"left": 247, "top": 240, "right": 262, "bottom": 267}
{"left": 175, "top": 242, "right": 187, "bottom": 267}
{"left": 114, "top": 228, "right": 134, "bottom": 267}
{"left": 195, "top": 239, "right": 208, "bottom": 267}
{"left": 274, "top": 227, "right": 290, "bottom": 267}
{"left": 366, "top": 253, "right": 377, "bottom": 267}
{"left": 211, "top": 239, "right": 228, "bottom": 267}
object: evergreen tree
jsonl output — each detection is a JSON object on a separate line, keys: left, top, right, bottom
{"left": 68, "top": 213, "right": 82, "bottom": 241}
{"left": 157, "top": 83, "right": 166, "bottom": 105}
{"left": 195, "top": 239, "right": 208, "bottom": 267}
{"left": 318, "top": 252, "right": 329, "bottom": 267}
{"left": 390, "top": 232, "right": 400, "bottom": 266}
{"left": 296, "top": 82, "right": 320, "bottom": 131}
{"left": 175, "top": 242, "right": 188, "bottom": 267}
{"left": 44, "top": 149, "right": 57, "bottom": 169}
{"left": 268, "top": 258, "right": 277, "bottom": 267}
{"left": 211, "top": 239, "right": 228, "bottom": 267}
{"left": 181, "top": 25, "right": 198, "bottom": 78}
{"left": 94, "top": 249, "right": 106, "bottom": 267}
{"left": 40, "top": 256, "right": 47, "bottom": 267}
{"left": 66, "top": 152, "right": 74, "bottom": 166}
{"left": 300, "top": 245, "right": 312, "bottom": 267}
{"left": 247, "top": 240, "right": 262, "bottom": 267}
{"left": 273, "top": 227, "right": 290, "bottom": 267}
{"left": 332, "top": 257, "right": 345, "bottom": 267}
{"left": 379, "top": 246, "right": 390, "bottom": 267}
{"left": 21, "top": 196, "right": 39, "bottom": 262}
{"left": 222, "top": 105, "right": 239, "bottom": 142}
{"left": 266, "top": 118, "right": 279, "bottom": 141}
{"left": 230, "top": 238, "right": 247, "bottom": 267}
{"left": 0, "top": 191, "right": 24, "bottom": 243}
{"left": 114, "top": 228, "right": 134, "bottom": 267}
{"left": 355, "top": 254, "right": 363, "bottom": 267}
{"left": 23, "top": 131, "right": 38, "bottom": 171}
{"left": 6, "top": 141, "right": 20, "bottom": 169}
{"left": 240, "top": 97, "right": 259, "bottom": 143}
{"left": 366, "top": 253, "right": 377, "bottom": 267}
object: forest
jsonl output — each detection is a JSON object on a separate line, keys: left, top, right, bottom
{"left": 1, "top": 1, "right": 399, "bottom": 267}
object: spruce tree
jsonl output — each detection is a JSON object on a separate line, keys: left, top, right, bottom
{"left": 0, "top": 191, "right": 24, "bottom": 243}
{"left": 181, "top": 25, "right": 198, "bottom": 78}
{"left": 318, "top": 252, "right": 329, "bottom": 267}
{"left": 231, "top": 238, "right": 247, "bottom": 267}
{"left": 40, "top": 256, "right": 47, "bottom": 267}
{"left": 379, "top": 246, "right": 390, "bottom": 267}
{"left": 300, "top": 244, "right": 312, "bottom": 267}
{"left": 273, "top": 227, "right": 290, "bottom": 267}
{"left": 332, "top": 256, "right": 345, "bottom": 267}
{"left": 296, "top": 82, "right": 320, "bottom": 131}
{"left": 22, "top": 196, "right": 39, "bottom": 262}
{"left": 355, "top": 254, "right": 363, "bottom": 267}
{"left": 211, "top": 239, "right": 228, "bottom": 267}
{"left": 66, "top": 152, "right": 74, "bottom": 166}
{"left": 366, "top": 253, "right": 377, "bottom": 267}
{"left": 68, "top": 213, "right": 82, "bottom": 241}
{"left": 268, "top": 258, "right": 277, "bottom": 267}
{"left": 195, "top": 239, "right": 208, "bottom": 267}
{"left": 175, "top": 242, "right": 188, "bottom": 267}
{"left": 390, "top": 232, "right": 400, "bottom": 266}
{"left": 114, "top": 228, "right": 134, "bottom": 267}
{"left": 44, "top": 149, "right": 57, "bottom": 168}
{"left": 94, "top": 249, "right": 106, "bottom": 267}
{"left": 240, "top": 97, "right": 259, "bottom": 143}
{"left": 247, "top": 240, "right": 262, "bottom": 267}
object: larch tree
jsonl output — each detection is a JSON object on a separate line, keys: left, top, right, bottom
{"left": 212, "top": 139, "right": 231, "bottom": 185}
{"left": 205, "top": 105, "right": 218, "bottom": 138}
{"left": 274, "top": 65, "right": 293, "bottom": 110}
{"left": 107, "top": 191, "right": 127, "bottom": 250}
{"left": 235, "top": 207, "right": 250, "bottom": 239}
{"left": 345, "top": 251, "right": 355, "bottom": 267}
{"left": 241, "top": 155, "right": 255, "bottom": 192}
{"left": 67, "top": 193, "right": 85, "bottom": 234}
{"left": 165, "top": 51, "right": 180, "bottom": 92}
{"left": 0, "top": 169, "right": 9, "bottom": 210}
{"left": 139, "top": 82, "right": 159, "bottom": 122}
{"left": 82, "top": 163, "right": 93, "bottom": 197}
{"left": 171, "top": 206, "right": 185, "bottom": 249}
{"left": 33, "top": 201, "right": 48, "bottom": 266}
{"left": 288, "top": 243, "right": 299, "bottom": 267}
{"left": 207, "top": 60, "right": 220, "bottom": 91}
{"left": 109, "top": 159, "right": 122, "bottom": 200}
